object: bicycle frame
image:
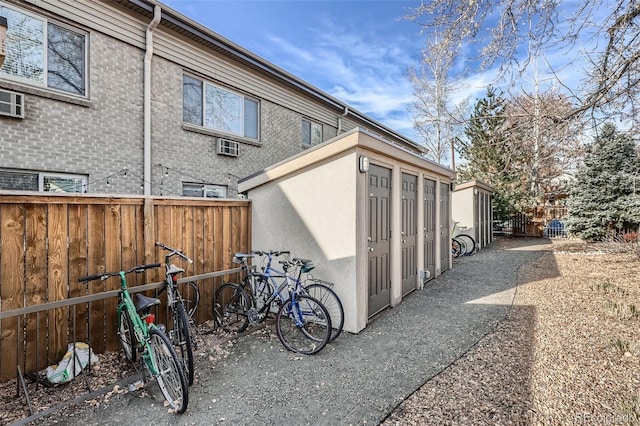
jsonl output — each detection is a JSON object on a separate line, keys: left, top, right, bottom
{"left": 116, "top": 274, "right": 161, "bottom": 376}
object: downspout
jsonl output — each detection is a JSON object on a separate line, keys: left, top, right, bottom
{"left": 337, "top": 106, "right": 349, "bottom": 134}
{"left": 144, "top": 5, "right": 161, "bottom": 195}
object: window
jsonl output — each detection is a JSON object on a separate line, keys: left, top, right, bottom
{"left": 41, "top": 173, "right": 86, "bottom": 192}
{"left": 302, "top": 119, "right": 323, "bottom": 146}
{"left": 182, "top": 182, "right": 227, "bottom": 198}
{"left": 0, "top": 3, "right": 87, "bottom": 96}
{"left": 183, "top": 75, "right": 259, "bottom": 140}
{"left": 0, "top": 169, "right": 86, "bottom": 192}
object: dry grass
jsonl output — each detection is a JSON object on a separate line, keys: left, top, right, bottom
{"left": 384, "top": 238, "right": 640, "bottom": 425}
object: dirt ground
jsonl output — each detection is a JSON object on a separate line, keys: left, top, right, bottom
{"left": 384, "top": 238, "right": 640, "bottom": 425}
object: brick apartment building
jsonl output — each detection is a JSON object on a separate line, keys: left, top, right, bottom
{"left": 0, "top": 0, "right": 425, "bottom": 198}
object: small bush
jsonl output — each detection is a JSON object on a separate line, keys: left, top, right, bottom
{"left": 610, "top": 337, "right": 631, "bottom": 355}
{"left": 606, "top": 301, "right": 640, "bottom": 320}
{"left": 599, "top": 232, "right": 640, "bottom": 259}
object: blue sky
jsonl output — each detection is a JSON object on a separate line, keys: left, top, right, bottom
{"left": 162, "top": 0, "right": 448, "bottom": 141}
{"left": 161, "top": 0, "right": 602, "bottom": 144}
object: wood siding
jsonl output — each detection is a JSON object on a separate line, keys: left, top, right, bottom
{"left": 0, "top": 193, "right": 251, "bottom": 382}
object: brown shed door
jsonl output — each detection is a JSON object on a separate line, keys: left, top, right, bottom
{"left": 440, "top": 182, "right": 450, "bottom": 272}
{"left": 424, "top": 178, "right": 436, "bottom": 281}
{"left": 368, "top": 164, "right": 391, "bottom": 317}
{"left": 401, "top": 173, "right": 417, "bottom": 296}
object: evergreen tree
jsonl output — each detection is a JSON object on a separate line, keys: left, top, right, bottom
{"left": 565, "top": 123, "right": 640, "bottom": 241}
{"left": 458, "top": 87, "right": 523, "bottom": 221}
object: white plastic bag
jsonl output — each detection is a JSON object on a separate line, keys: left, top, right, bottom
{"left": 46, "top": 342, "right": 98, "bottom": 384}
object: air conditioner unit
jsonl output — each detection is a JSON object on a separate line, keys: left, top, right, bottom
{"left": 0, "top": 89, "right": 25, "bottom": 118}
{"left": 217, "top": 138, "right": 239, "bottom": 157}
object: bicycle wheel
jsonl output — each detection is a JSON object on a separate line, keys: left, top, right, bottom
{"left": 456, "top": 233, "right": 477, "bottom": 255}
{"left": 245, "top": 274, "right": 272, "bottom": 313}
{"left": 275, "top": 294, "right": 331, "bottom": 355}
{"left": 303, "top": 283, "right": 344, "bottom": 342}
{"left": 118, "top": 307, "right": 136, "bottom": 363}
{"left": 214, "top": 283, "right": 251, "bottom": 334}
{"left": 179, "top": 281, "right": 200, "bottom": 320}
{"left": 172, "top": 302, "right": 194, "bottom": 386}
{"left": 148, "top": 328, "right": 189, "bottom": 414}
{"left": 451, "top": 238, "right": 463, "bottom": 258}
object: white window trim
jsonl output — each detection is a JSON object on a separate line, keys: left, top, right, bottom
{"left": 182, "top": 182, "right": 228, "bottom": 198}
{"left": 183, "top": 74, "right": 259, "bottom": 141}
{"left": 302, "top": 118, "right": 323, "bottom": 147}
{"left": 39, "top": 172, "right": 87, "bottom": 193}
{"left": 0, "top": 1, "right": 89, "bottom": 97}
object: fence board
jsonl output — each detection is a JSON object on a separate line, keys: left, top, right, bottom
{"left": 200, "top": 207, "right": 215, "bottom": 324}
{"left": 47, "top": 204, "right": 69, "bottom": 367}
{"left": 25, "top": 204, "right": 47, "bottom": 373}
{"left": 0, "top": 205, "right": 25, "bottom": 382}
{"left": 87, "top": 204, "right": 106, "bottom": 353}
{"left": 0, "top": 193, "right": 251, "bottom": 383}
{"left": 104, "top": 205, "right": 122, "bottom": 352}
{"left": 67, "top": 205, "right": 89, "bottom": 344}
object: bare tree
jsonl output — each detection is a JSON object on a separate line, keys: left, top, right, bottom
{"left": 405, "top": 0, "right": 640, "bottom": 128}
{"left": 504, "top": 90, "right": 583, "bottom": 204}
{"left": 408, "top": 38, "right": 467, "bottom": 166}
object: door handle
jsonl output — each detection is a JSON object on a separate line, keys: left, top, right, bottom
{"left": 368, "top": 247, "right": 374, "bottom": 252}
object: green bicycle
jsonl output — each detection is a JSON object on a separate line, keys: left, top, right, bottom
{"left": 79, "top": 263, "right": 189, "bottom": 414}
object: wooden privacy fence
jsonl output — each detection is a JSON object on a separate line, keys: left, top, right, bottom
{"left": 0, "top": 192, "right": 251, "bottom": 383}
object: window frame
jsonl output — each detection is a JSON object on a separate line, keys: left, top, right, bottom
{"left": 0, "top": 1, "right": 89, "bottom": 97}
{"left": 182, "top": 74, "right": 260, "bottom": 141}
{"left": 39, "top": 172, "right": 87, "bottom": 193}
{"left": 302, "top": 118, "right": 323, "bottom": 147}
{"left": 182, "top": 182, "right": 228, "bottom": 199}
{"left": 0, "top": 169, "right": 87, "bottom": 192}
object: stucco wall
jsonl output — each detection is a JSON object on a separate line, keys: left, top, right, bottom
{"left": 249, "top": 152, "right": 360, "bottom": 333}
{"left": 452, "top": 187, "right": 476, "bottom": 237}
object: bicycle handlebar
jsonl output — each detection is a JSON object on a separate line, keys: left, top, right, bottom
{"left": 251, "top": 250, "right": 290, "bottom": 257}
{"left": 156, "top": 241, "right": 193, "bottom": 264}
{"left": 78, "top": 263, "right": 161, "bottom": 283}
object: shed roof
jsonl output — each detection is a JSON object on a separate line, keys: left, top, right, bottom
{"left": 454, "top": 180, "right": 495, "bottom": 193}
{"left": 238, "top": 128, "right": 456, "bottom": 193}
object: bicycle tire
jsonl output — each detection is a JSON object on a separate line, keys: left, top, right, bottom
{"left": 275, "top": 294, "right": 331, "bottom": 355}
{"left": 456, "top": 233, "right": 477, "bottom": 255}
{"left": 244, "top": 274, "right": 273, "bottom": 314}
{"left": 303, "top": 283, "right": 344, "bottom": 342}
{"left": 172, "top": 302, "right": 194, "bottom": 386}
{"left": 179, "top": 281, "right": 200, "bottom": 320}
{"left": 118, "top": 307, "right": 136, "bottom": 363}
{"left": 214, "top": 283, "right": 251, "bottom": 334}
{"left": 451, "top": 238, "right": 464, "bottom": 258}
{"left": 148, "top": 327, "right": 189, "bottom": 414}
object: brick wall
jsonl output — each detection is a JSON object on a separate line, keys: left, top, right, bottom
{"left": 0, "top": 7, "right": 339, "bottom": 197}
{"left": 0, "top": 32, "right": 145, "bottom": 194}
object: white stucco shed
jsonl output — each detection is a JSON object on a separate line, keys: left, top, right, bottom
{"left": 452, "top": 180, "right": 495, "bottom": 250}
{"left": 238, "top": 128, "right": 456, "bottom": 334}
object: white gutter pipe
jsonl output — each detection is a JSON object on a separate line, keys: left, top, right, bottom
{"left": 144, "top": 5, "right": 161, "bottom": 195}
{"left": 337, "top": 106, "right": 349, "bottom": 134}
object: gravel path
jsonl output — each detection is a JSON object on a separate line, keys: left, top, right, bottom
{"left": 16, "top": 237, "right": 541, "bottom": 425}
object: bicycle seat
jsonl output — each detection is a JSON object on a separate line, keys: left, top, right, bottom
{"left": 293, "top": 258, "right": 315, "bottom": 273}
{"left": 167, "top": 264, "right": 184, "bottom": 275}
{"left": 135, "top": 293, "right": 161, "bottom": 313}
{"left": 234, "top": 253, "right": 254, "bottom": 260}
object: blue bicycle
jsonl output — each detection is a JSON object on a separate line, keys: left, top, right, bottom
{"left": 215, "top": 250, "right": 332, "bottom": 354}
